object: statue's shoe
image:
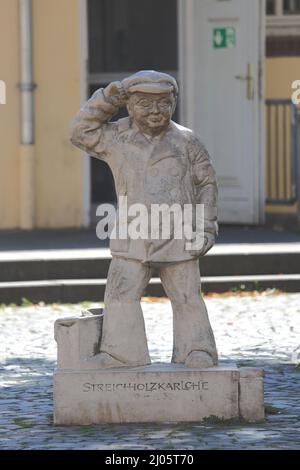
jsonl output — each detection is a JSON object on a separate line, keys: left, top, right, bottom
{"left": 82, "top": 352, "right": 151, "bottom": 369}
{"left": 82, "top": 352, "right": 127, "bottom": 369}
{"left": 184, "top": 351, "right": 214, "bottom": 369}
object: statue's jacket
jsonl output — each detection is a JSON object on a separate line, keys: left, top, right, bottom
{"left": 70, "top": 89, "right": 218, "bottom": 264}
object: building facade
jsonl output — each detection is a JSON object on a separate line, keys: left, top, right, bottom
{"left": 0, "top": 0, "right": 299, "bottom": 230}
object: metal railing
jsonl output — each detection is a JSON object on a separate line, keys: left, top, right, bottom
{"left": 265, "top": 99, "right": 298, "bottom": 204}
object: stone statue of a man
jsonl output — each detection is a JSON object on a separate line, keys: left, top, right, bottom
{"left": 70, "top": 70, "right": 219, "bottom": 369}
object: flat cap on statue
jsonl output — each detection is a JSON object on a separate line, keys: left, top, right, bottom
{"left": 122, "top": 70, "right": 178, "bottom": 95}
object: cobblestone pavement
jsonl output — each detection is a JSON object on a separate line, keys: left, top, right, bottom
{"left": 0, "top": 291, "right": 300, "bottom": 450}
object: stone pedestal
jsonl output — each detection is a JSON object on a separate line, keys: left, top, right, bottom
{"left": 53, "top": 312, "right": 264, "bottom": 425}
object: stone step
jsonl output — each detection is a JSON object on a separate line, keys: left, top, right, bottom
{"left": 1, "top": 245, "right": 300, "bottom": 282}
{"left": 1, "top": 274, "right": 300, "bottom": 304}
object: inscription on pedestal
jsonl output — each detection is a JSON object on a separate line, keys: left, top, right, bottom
{"left": 54, "top": 366, "right": 243, "bottom": 424}
{"left": 82, "top": 380, "right": 209, "bottom": 393}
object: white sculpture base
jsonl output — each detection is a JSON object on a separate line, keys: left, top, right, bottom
{"left": 53, "top": 363, "right": 264, "bottom": 425}
{"left": 53, "top": 311, "right": 264, "bottom": 425}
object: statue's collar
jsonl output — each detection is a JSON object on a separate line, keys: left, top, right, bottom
{"left": 129, "top": 119, "right": 174, "bottom": 143}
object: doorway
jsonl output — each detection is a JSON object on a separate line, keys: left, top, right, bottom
{"left": 87, "top": 0, "right": 178, "bottom": 223}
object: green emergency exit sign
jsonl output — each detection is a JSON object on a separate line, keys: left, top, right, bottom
{"left": 213, "top": 27, "right": 236, "bottom": 49}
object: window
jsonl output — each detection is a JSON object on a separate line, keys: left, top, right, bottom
{"left": 283, "top": 0, "right": 300, "bottom": 14}
{"left": 267, "top": 0, "right": 276, "bottom": 14}
{"left": 88, "top": 0, "right": 177, "bottom": 74}
{"left": 87, "top": 0, "right": 178, "bottom": 206}
{"left": 266, "top": 0, "right": 300, "bottom": 15}
{"left": 266, "top": 0, "right": 300, "bottom": 37}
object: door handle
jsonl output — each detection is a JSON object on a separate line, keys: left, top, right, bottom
{"left": 235, "top": 63, "right": 254, "bottom": 100}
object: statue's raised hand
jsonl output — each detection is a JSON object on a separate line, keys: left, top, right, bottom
{"left": 103, "top": 81, "right": 128, "bottom": 108}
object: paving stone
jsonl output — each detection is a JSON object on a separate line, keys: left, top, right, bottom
{"left": 0, "top": 292, "right": 300, "bottom": 449}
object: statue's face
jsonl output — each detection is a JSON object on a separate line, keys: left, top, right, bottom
{"left": 128, "top": 92, "right": 175, "bottom": 134}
